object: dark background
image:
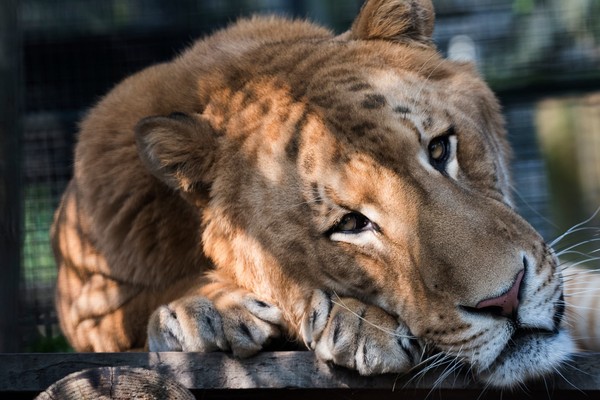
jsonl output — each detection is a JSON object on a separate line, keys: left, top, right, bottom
{"left": 1, "top": 0, "right": 599, "bottom": 352}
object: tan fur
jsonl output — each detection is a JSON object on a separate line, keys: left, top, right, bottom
{"left": 52, "top": 0, "right": 577, "bottom": 387}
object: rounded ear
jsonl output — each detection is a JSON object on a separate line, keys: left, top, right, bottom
{"left": 349, "top": 0, "right": 435, "bottom": 46}
{"left": 135, "top": 112, "right": 219, "bottom": 192}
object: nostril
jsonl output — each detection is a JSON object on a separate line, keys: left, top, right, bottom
{"left": 475, "top": 270, "right": 524, "bottom": 319}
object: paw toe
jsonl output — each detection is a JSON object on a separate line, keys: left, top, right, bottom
{"left": 301, "top": 289, "right": 334, "bottom": 349}
{"left": 226, "top": 317, "right": 279, "bottom": 358}
{"left": 243, "top": 296, "right": 283, "bottom": 325}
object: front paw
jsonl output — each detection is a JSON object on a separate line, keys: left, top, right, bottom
{"left": 148, "top": 292, "right": 283, "bottom": 357}
{"left": 301, "top": 290, "right": 421, "bottom": 375}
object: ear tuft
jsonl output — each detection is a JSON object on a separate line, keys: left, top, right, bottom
{"left": 135, "top": 113, "right": 219, "bottom": 192}
{"left": 350, "top": 0, "right": 435, "bottom": 46}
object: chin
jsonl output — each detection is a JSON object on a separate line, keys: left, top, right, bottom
{"left": 477, "top": 327, "right": 575, "bottom": 388}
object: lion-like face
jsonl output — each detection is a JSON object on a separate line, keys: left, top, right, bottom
{"left": 134, "top": 0, "right": 574, "bottom": 387}
{"left": 194, "top": 44, "right": 572, "bottom": 385}
{"left": 293, "top": 65, "right": 572, "bottom": 386}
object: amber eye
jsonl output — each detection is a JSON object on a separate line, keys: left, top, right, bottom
{"left": 429, "top": 138, "right": 446, "bottom": 160}
{"left": 328, "top": 212, "right": 373, "bottom": 235}
{"left": 428, "top": 135, "right": 451, "bottom": 172}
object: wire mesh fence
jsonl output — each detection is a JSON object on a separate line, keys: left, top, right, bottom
{"left": 12, "top": 0, "right": 600, "bottom": 351}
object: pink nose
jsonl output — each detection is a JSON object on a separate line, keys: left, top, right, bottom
{"left": 476, "top": 270, "right": 524, "bottom": 318}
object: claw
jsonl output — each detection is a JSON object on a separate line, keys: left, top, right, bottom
{"left": 147, "top": 293, "right": 282, "bottom": 355}
{"left": 301, "top": 291, "right": 417, "bottom": 376}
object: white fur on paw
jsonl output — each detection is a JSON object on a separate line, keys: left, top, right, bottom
{"left": 302, "top": 290, "right": 420, "bottom": 375}
{"left": 148, "top": 294, "right": 283, "bottom": 358}
{"left": 148, "top": 297, "right": 227, "bottom": 352}
{"left": 242, "top": 296, "right": 284, "bottom": 325}
{"left": 222, "top": 295, "right": 283, "bottom": 358}
{"left": 301, "top": 289, "right": 333, "bottom": 349}
{"left": 354, "top": 322, "right": 421, "bottom": 375}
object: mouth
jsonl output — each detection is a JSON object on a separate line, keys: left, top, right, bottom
{"left": 476, "top": 294, "right": 572, "bottom": 387}
{"left": 476, "top": 326, "right": 575, "bottom": 388}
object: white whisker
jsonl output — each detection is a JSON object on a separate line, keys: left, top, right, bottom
{"left": 550, "top": 206, "right": 600, "bottom": 247}
{"left": 558, "top": 256, "right": 599, "bottom": 271}
{"left": 563, "top": 287, "right": 600, "bottom": 296}
{"left": 555, "top": 238, "right": 600, "bottom": 258}
{"left": 552, "top": 365, "right": 584, "bottom": 394}
{"left": 562, "top": 304, "right": 600, "bottom": 312}
{"left": 509, "top": 183, "right": 558, "bottom": 230}
{"left": 405, "top": 352, "right": 448, "bottom": 381}
{"left": 330, "top": 293, "right": 417, "bottom": 340}
{"left": 560, "top": 265, "right": 600, "bottom": 278}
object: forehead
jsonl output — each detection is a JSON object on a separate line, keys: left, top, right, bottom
{"left": 306, "top": 67, "right": 458, "bottom": 170}
{"left": 364, "top": 70, "right": 455, "bottom": 131}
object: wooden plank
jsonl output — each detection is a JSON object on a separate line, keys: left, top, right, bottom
{"left": 0, "top": 352, "right": 598, "bottom": 396}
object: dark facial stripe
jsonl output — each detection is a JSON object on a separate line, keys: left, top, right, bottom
{"left": 349, "top": 82, "right": 372, "bottom": 92}
{"left": 351, "top": 121, "right": 377, "bottom": 136}
{"left": 310, "top": 182, "right": 322, "bottom": 205}
{"left": 286, "top": 112, "right": 308, "bottom": 160}
{"left": 362, "top": 94, "right": 387, "bottom": 110}
{"left": 394, "top": 105, "right": 412, "bottom": 114}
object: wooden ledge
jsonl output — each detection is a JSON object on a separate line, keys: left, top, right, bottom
{"left": 0, "top": 351, "right": 598, "bottom": 398}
